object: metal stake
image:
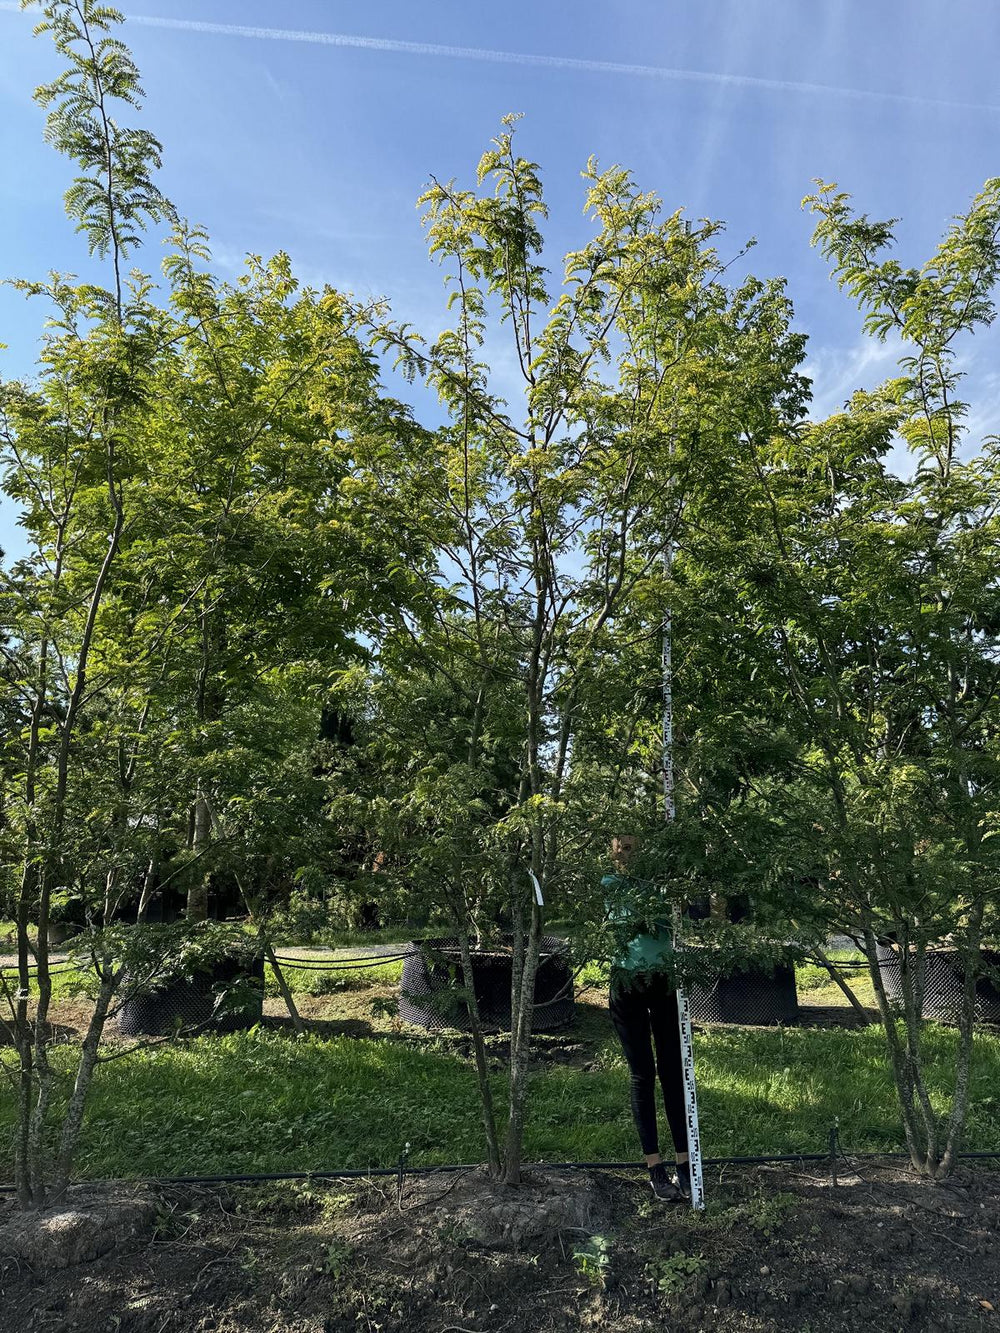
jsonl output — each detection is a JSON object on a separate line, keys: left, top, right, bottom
{"left": 664, "top": 515, "right": 705, "bottom": 1212}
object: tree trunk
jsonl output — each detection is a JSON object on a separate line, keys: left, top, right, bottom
{"left": 457, "top": 922, "right": 502, "bottom": 1177}
{"left": 187, "top": 792, "right": 211, "bottom": 920}
{"left": 897, "top": 933, "right": 939, "bottom": 1173}
{"left": 864, "top": 926, "right": 926, "bottom": 1170}
{"left": 937, "top": 898, "right": 985, "bottom": 1179}
{"left": 261, "top": 935, "right": 304, "bottom": 1035}
{"left": 810, "top": 947, "right": 871, "bottom": 1024}
{"left": 502, "top": 896, "right": 542, "bottom": 1185}
{"left": 52, "top": 968, "right": 118, "bottom": 1199}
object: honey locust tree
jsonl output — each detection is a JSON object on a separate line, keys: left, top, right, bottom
{"left": 371, "top": 119, "right": 810, "bottom": 1182}
{"left": 0, "top": 0, "right": 433, "bottom": 1207}
{"left": 673, "top": 179, "right": 1000, "bottom": 1177}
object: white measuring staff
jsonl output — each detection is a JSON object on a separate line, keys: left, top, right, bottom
{"left": 663, "top": 507, "right": 705, "bottom": 1211}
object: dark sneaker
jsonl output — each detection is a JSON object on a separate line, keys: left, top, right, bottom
{"left": 648, "top": 1162, "right": 682, "bottom": 1203}
{"left": 672, "top": 1160, "right": 692, "bottom": 1200}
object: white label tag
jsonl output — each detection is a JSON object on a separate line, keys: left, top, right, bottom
{"left": 529, "top": 870, "right": 544, "bottom": 906}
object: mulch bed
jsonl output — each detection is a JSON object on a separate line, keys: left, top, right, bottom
{"left": 1, "top": 1160, "right": 998, "bottom": 1332}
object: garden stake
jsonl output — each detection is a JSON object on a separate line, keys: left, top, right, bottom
{"left": 396, "top": 1141, "right": 411, "bottom": 1207}
{"left": 663, "top": 448, "right": 705, "bottom": 1213}
{"left": 829, "top": 1122, "right": 840, "bottom": 1187}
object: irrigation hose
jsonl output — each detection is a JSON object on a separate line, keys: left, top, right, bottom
{"left": 3, "top": 1148, "right": 1000, "bottom": 1194}
{"left": 269, "top": 953, "right": 416, "bottom": 970}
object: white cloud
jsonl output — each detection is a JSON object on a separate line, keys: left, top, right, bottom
{"left": 3, "top": 3, "right": 998, "bottom": 117}
{"left": 803, "top": 334, "right": 904, "bottom": 419}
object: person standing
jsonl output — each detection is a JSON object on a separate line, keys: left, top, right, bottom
{"left": 604, "top": 833, "right": 691, "bottom": 1203}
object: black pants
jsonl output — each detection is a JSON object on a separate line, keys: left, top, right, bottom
{"left": 609, "top": 969, "right": 688, "bottom": 1158}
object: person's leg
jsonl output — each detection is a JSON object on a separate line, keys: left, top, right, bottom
{"left": 609, "top": 972, "right": 660, "bottom": 1163}
{"left": 648, "top": 978, "right": 689, "bottom": 1163}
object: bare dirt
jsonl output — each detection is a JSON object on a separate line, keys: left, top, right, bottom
{"left": 1, "top": 1160, "right": 998, "bottom": 1332}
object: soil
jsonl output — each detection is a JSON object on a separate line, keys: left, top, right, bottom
{"left": 1, "top": 1160, "right": 998, "bottom": 1332}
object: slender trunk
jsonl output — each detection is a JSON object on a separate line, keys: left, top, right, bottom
{"left": 52, "top": 969, "right": 118, "bottom": 1199}
{"left": 897, "top": 932, "right": 939, "bottom": 1172}
{"left": 864, "top": 926, "right": 925, "bottom": 1169}
{"left": 811, "top": 947, "right": 871, "bottom": 1025}
{"left": 15, "top": 637, "right": 49, "bottom": 1207}
{"left": 203, "top": 800, "right": 304, "bottom": 1034}
{"left": 509, "top": 881, "right": 525, "bottom": 1072}
{"left": 261, "top": 936, "right": 304, "bottom": 1035}
{"left": 14, "top": 861, "right": 36, "bottom": 1209}
{"left": 136, "top": 836, "right": 160, "bottom": 924}
{"left": 26, "top": 444, "right": 126, "bottom": 1203}
{"left": 28, "top": 855, "right": 56, "bottom": 1208}
{"left": 457, "top": 922, "right": 502, "bottom": 1177}
{"left": 187, "top": 792, "right": 211, "bottom": 921}
{"left": 503, "top": 896, "right": 542, "bottom": 1185}
{"left": 938, "top": 898, "right": 985, "bottom": 1179}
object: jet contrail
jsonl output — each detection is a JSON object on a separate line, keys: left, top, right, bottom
{"left": 2, "top": 2, "right": 998, "bottom": 116}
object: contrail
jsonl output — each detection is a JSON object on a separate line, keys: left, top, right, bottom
{"left": 2, "top": 2, "right": 998, "bottom": 116}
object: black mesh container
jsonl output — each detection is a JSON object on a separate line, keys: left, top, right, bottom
{"left": 688, "top": 960, "right": 799, "bottom": 1026}
{"left": 399, "top": 935, "right": 575, "bottom": 1033}
{"left": 117, "top": 953, "right": 265, "bottom": 1037}
{"left": 876, "top": 945, "right": 1000, "bottom": 1024}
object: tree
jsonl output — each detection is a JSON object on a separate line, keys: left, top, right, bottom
{"left": 0, "top": 0, "right": 434, "bottom": 1206}
{"left": 368, "top": 120, "right": 810, "bottom": 1182}
{"left": 674, "top": 178, "right": 1000, "bottom": 1177}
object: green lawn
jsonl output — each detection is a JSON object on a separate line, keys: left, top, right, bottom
{"left": 3, "top": 1002, "right": 999, "bottom": 1182}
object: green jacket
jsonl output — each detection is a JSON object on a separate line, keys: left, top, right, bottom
{"left": 602, "top": 873, "right": 674, "bottom": 975}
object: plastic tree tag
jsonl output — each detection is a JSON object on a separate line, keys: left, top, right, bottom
{"left": 528, "top": 870, "right": 544, "bottom": 906}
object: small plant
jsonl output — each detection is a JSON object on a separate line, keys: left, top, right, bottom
{"left": 320, "top": 1238, "right": 353, "bottom": 1279}
{"left": 239, "top": 1246, "right": 261, "bottom": 1279}
{"left": 151, "top": 1203, "right": 181, "bottom": 1240}
{"left": 370, "top": 996, "right": 401, "bottom": 1026}
{"left": 645, "top": 1251, "right": 707, "bottom": 1295}
{"left": 572, "top": 1234, "right": 613, "bottom": 1287}
{"left": 437, "top": 1219, "right": 480, "bottom": 1249}
{"left": 744, "top": 1191, "right": 798, "bottom": 1238}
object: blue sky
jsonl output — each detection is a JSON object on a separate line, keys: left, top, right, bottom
{"left": 2, "top": 0, "right": 1000, "bottom": 553}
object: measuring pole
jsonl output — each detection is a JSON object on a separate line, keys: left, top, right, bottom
{"left": 663, "top": 511, "right": 706, "bottom": 1211}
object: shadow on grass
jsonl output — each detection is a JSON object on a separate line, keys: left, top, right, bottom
{"left": 259, "top": 1013, "right": 376, "bottom": 1040}
{"left": 3, "top": 998, "right": 998, "bottom": 1185}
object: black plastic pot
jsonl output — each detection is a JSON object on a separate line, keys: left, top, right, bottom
{"left": 688, "top": 959, "right": 799, "bottom": 1026}
{"left": 876, "top": 945, "right": 1000, "bottom": 1024}
{"left": 399, "top": 935, "right": 575, "bottom": 1033}
{"left": 117, "top": 952, "right": 265, "bottom": 1037}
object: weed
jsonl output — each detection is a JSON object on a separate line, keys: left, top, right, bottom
{"left": 239, "top": 1246, "right": 261, "bottom": 1279}
{"left": 645, "top": 1250, "right": 708, "bottom": 1295}
{"left": 744, "top": 1190, "right": 798, "bottom": 1237}
{"left": 151, "top": 1203, "right": 181, "bottom": 1240}
{"left": 370, "top": 996, "right": 401, "bottom": 1030}
{"left": 320, "top": 1238, "right": 353, "bottom": 1279}
{"left": 437, "top": 1219, "right": 480, "bottom": 1249}
{"left": 572, "top": 1234, "right": 613, "bottom": 1287}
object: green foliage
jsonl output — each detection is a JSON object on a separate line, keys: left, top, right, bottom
{"left": 30, "top": 0, "right": 174, "bottom": 303}
{"left": 572, "top": 1233, "right": 613, "bottom": 1286}
{"left": 7, "top": 0, "right": 1000, "bottom": 1204}
{"left": 645, "top": 1250, "right": 707, "bottom": 1295}
{"left": 320, "top": 1238, "right": 353, "bottom": 1280}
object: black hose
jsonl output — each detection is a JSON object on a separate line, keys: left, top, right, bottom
{"left": 269, "top": 953, "right": 415, "bottom": 970}
{"left": 3, "top": 1148, "right": 999, "bottom": 1194}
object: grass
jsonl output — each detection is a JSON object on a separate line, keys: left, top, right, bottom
{"left": 3, "top": 993, "right": 1000, "bottom": 1182}
{"left": 3, "top": 947, "right": 999, "bottom": 1183}
{"left": 266, "top": 960, "right": 405, "bottom": 996}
